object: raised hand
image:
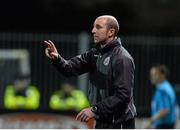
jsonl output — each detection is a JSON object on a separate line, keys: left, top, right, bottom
{"left": 44, "top": 40, "right": 59, "bottom": 60}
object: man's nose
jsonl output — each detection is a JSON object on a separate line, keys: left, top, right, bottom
{"left": 92, "top": 28, "right": 96, "bottom": 34}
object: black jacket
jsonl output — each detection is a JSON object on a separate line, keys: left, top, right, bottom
{"left": 52, "top": 38, "right": 136, "bottom": 123}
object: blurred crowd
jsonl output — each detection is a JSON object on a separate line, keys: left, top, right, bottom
{"left": 3, "top": 74, "right": 89, "bottom": 112}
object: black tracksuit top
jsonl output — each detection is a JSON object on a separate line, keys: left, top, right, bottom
{"left": 52, "top": 38, "right": 136, "bottom": 123}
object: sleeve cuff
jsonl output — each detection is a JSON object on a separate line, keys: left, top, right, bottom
{"left": 51, "top": 54, "right": 61, "bottom": 64}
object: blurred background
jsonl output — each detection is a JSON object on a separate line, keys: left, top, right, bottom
{"left": 0, "top": 0, "right": 180, "bottom": 128}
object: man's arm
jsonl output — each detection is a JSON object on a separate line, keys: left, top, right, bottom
{"left": 150, "top": 109, "right": 169, "bottom": 124}
{"left": 152, "top": 91, "right": 171, "bottom": 121}
{"left": 145, "top": 91, "right": 171, "bottom": 128}
{"left": 52, "top": 51, "right": 95, "bottom": 77}
{"left": 44, "top": 40, "right": 96, "bottom": 77}
{"left": 144, "top": 110, "right": 169, "bottom": 129}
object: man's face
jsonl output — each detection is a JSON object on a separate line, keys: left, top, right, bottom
{"left": 92, "top": 18, "right": 110, "bottom": 44}
{"left": 150, "top": 68, "right": 160, "bottom": 86}
{"left": 14, "top": 78, "right": 30, "bottom": 91}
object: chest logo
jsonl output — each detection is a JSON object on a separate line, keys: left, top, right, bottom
{"left": 103, "top": 57, "right": 110, "bottom": 66}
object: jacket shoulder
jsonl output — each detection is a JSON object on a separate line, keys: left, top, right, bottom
{"left": 113, "top": 46, "right": 133, "bottom": 61}
{"left": 112, "top": 46, "right": 135, "bottom": 68}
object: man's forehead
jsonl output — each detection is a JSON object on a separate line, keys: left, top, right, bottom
{"left": 94, "top": 18, "right": 107, "bottom": 25}
{"left": 151, "top": 68, "right": 159, "bottom": 73}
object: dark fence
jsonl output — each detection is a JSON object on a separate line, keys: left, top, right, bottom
{"left": 0, "top": 33, "right": 80, "bottom": 110}
{"left": 121, "top": 36, "right": 180, "bottom": 116}
{"left": 0, "top": 32, "right": 179, "bottom": 116}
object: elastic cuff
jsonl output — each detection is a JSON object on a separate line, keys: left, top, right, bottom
{"left": 51, "top": 54, "right": 61, "bottom": 64}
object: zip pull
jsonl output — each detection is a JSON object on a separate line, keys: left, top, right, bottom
{"left": 112, "top": 115, "right": 115, "bottom": 123}
{"left": 98, "top": 54, "right": 102, "bottom": 58}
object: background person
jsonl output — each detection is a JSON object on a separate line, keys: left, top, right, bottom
{"left": 146, "top": 64, "right": 177, "bottom": 129}
{"left": 49, "top": 83, "right": 89, "bottom": 111}
{"left": 4, "top": 74, "right": 40, "bottom": 110}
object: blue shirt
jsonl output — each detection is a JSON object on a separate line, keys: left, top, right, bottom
{"left": 151, "top": 80, "right": 176, "bottom": 127}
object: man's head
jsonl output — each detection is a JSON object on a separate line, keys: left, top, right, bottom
{"left": 150, "top": 65, "right": 169, "bottom": 86}
{"left": 61, "top": 83, "right": 75, "bottom": 96}
{"left": 14, "top": 74, "right": 30, "bottom": 91}
{"left": 92, "top": 15, "right": 119, "bottom": 45}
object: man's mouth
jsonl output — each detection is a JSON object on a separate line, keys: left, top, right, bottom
{"left": 93, "top": 35, "right": 98, "bottom": 38}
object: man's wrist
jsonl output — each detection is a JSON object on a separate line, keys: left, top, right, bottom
{"left": 91, "top": 106, "right": 100, "bottom": 119}
{"left": 51, "top": 54, "right": 60, "bottom": 63}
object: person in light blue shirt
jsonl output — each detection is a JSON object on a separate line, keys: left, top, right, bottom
{"left": 147, "top": 64, "right": 177, "bottom": 129}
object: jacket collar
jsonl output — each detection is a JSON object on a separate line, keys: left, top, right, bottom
{"left": 97, "top": 37, "right": 121, "bottom": 54}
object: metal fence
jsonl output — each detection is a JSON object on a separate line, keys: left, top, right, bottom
{"left": 0, "top": 32, "right": 90, "bottom": 110}
{"left": 121, "top": 36, "right": 180, "bottom": 116}
{"left": 0, "top": 32, "right": 179, "bottom": 116}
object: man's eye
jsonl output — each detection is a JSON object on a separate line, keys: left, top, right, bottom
{"left": 96, "top": 25, "right": 102, "bottom": 29}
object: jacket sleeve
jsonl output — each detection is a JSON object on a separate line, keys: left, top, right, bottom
{"left": 95, "top": 56, "right": 135, "bottom": 116}
{"left": 25, "top": 86, "right": 40, "bottom": 109}
{"left": 51, "top": 49, "right": 96, "bottom": 77}
{"left": 4, "top": 85, "right": 17, "bottom": 109}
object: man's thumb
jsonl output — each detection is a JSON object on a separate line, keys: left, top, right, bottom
{"left": 50, "top": 52, "right": 58, "bottom": 59}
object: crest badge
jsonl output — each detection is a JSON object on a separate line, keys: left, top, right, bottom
{"left": 103, "top": 57, "right": 110, "bottom": 66}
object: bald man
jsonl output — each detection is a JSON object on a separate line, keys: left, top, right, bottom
{"left": 44, "top": 15, "right": 136, "bottom": 128}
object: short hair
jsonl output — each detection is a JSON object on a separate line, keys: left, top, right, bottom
{"left": 97, "top": 15, "right": 119, "bottom": 36}
{"left": 152, "top": 64, "right": 169, "bottom": 77}
{"left": 106, "top": 18, "right": 119, "bottom": 36}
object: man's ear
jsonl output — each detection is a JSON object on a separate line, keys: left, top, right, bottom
{"left": 108, "top": 28, "right": 115, "bottom": 37}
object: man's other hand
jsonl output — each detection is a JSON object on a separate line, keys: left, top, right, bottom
{"left": 76, "top": 107, "right": 95, "bottom": 122}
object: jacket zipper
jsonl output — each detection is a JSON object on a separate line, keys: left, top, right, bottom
{"left": 112, "top": 115, "right": 115, "bottom": 123}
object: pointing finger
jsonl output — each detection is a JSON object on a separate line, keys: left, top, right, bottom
{"left": 44, "top": 41, "right": 52, "bottom": 49}
{"left": 48, "top": 40, "right": 57, "bottom": 51}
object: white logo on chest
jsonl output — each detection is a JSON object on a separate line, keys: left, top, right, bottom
{"left": 103, "top": 57, "right": 110, "bottom": 66}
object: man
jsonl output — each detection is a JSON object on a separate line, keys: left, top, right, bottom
{"left": 49, "top": 83, "right": 89, "bottom": 111}
{"left": 44, "top": 15, "right": 136, "bottom": 128}
{"left": 4, "top": 74, "right": 40, "bottom": 110}
{"left": 147, "top": 65, "right": 177, "bottom": 128}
